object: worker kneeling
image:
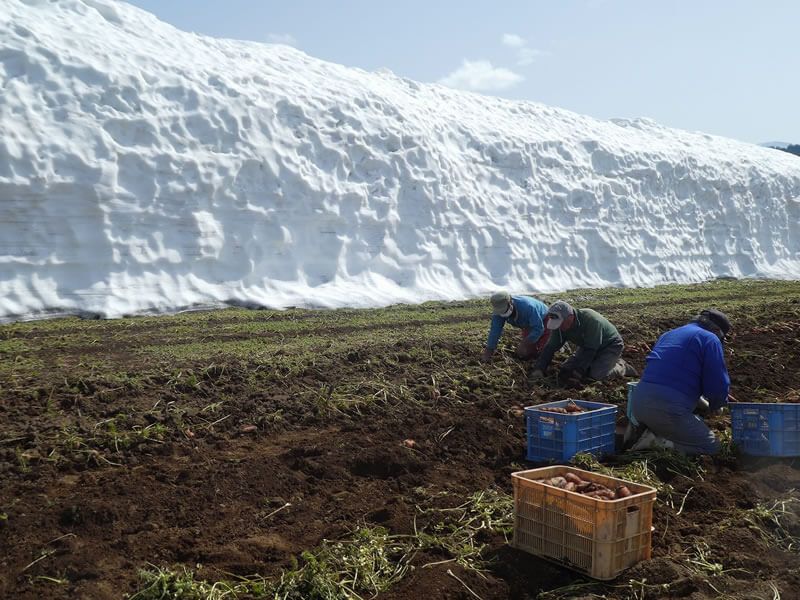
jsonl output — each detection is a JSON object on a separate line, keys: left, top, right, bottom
{"left": 628, "top": 309, "right": 733, "bottom": 455}
{"left": 481, "top": 291, "right": 551, "bottom": 362}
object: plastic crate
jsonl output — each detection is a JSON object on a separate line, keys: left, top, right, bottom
{"left": 730, "top": 402, "right": 800, "bottom": 457}
{"left": 512, "top": 465, "right": 657, "bottom": 580}
{"left": 524, "top": 399, "right": 616, "bottom": 462}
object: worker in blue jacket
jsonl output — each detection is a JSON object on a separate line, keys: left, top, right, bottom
{"left": 629, "top": 309, "right": 734, "bottom": 455}
{"left": 481, "top": 291, "right": 550, "bottom": 362}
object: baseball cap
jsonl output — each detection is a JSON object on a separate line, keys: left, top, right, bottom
{"left": 546, "top": 300, "right": 573, "bottom": 329}
{"left": 700, "top": 309, "right": 731, "bottom": 336}
{"left": 490, "top": 291, "right": 513, "bottom": 317}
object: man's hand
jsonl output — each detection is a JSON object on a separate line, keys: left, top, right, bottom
{"left": 528, "top": 369, "right": 544, "bottom": 381}
{"left": 559, "top": 368, "right": 577, "bottom": 381}
{"left": 727, "top": 394, "right": 738, "bottom": 403}
{"left": 480, "top": 348, "right": 494, "bottom": 363}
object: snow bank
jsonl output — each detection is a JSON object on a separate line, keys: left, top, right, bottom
{"left": 2, "top": 0, "right": 799, "bottom": 322}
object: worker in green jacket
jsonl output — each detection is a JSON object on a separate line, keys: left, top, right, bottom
{"left": 529, "top": 300, "right": 637, "bottom": 382}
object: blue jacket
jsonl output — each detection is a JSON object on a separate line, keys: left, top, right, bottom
{"left": 640, "top": 323, "right": 730, "bottom": 410}
{"left": 485, "top": 296, "right": 548, "bottom": 350}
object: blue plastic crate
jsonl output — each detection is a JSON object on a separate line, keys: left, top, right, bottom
{"left": 730, "top": 403, "right": 800, "bottom": 457}
{"left": 524, "top": 399, "right": 617, "bottom": 463}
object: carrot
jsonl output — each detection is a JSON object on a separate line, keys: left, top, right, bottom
{"left": 616, "top": 486, "right": 632, "bottom": 498}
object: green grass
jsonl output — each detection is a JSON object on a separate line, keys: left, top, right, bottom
{"left": 3, "top": 280, "right": 799, "bottom": 376}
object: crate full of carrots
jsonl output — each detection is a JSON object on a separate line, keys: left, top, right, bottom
{"left": 524, "top": 399, "right": 616, "bottom": 462}
{"left": 511, "top": 465, "right": 656, "bottom": 580}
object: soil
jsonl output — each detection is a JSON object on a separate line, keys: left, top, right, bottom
{"left": 1, "top": 309, "right": 799, "bottom": 600}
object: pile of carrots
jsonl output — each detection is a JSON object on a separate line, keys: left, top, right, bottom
{"left": 537, "top": 400, "right": 587, "bottom": 414}
{"left": 532, "top": 472, "right": 633, "bottom": 500}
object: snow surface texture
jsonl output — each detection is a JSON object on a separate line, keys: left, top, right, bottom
{"left": 2, "top": 0, "right": 800, "bottom": 322}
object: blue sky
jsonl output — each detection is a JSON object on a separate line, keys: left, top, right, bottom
{"left": 125, "top": 0, "right": 800, "bottom": 145}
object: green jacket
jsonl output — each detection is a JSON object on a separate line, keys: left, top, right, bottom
{"left": 535, "top": 308, "right": 620, "bottom": 373}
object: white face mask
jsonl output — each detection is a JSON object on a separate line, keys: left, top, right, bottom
{"left": 546, "top": 316, "right": 563, "bottom": 329}
{"left": 500, "top": 304, "right": 513, "bottom": 318}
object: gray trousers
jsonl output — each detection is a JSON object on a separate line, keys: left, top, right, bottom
{"left": 563, "top": 336, "right": 627, "bottom": 380}
{"left": 630, "top": 380, "right": 721, "bottom": 455}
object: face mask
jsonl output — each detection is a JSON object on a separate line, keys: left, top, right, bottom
{"left": 500, "top": 304, "right": 513, "bottom": 318}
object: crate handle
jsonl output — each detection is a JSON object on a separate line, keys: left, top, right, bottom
{"left": 624, "top": 506, "right": 642, "bottom": 547}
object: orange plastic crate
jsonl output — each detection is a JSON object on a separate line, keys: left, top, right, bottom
{"left": 512, "top": 465, "right": 657, "bottom": 580}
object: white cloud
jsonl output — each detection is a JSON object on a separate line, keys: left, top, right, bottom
{"left": 438, "top": 59, "right": 523, "bottom": 91}
{"left": 502, "top": 33, "right": 525, "bottom": 49}
{"left": 501, "top": 33, "right": 548, "bottom": 66}
{"left": 266, "top": 33, "right": 297, "bottom": 46}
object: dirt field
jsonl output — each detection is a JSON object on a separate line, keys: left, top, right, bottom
{"left": 1, "top": 281, "right": 799, "bottom": 599}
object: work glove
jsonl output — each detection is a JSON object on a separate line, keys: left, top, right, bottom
{"left": 480, "top": 348, "right": 494, "bottom": 363}
{"left": 528, "top": 368, "right": 544, "bottom": 381}
{"left": 695, "top": 397, "right": 710, "bottom": 416}
{"left": 696, "top": 397, "right": 723, "bottom": 416}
